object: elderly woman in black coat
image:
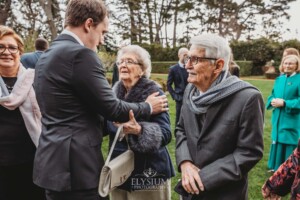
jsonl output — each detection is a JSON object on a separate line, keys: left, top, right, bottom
{"left": 106, "top": 45, "right": 174, "bottom": 200}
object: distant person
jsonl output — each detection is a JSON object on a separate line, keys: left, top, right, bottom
{"left": 21, "top": 38, "right": 49, "bottom": 69}
{"left": 282, "top": 47, "right": 299, "bottom": 57}
{"left": 167, "top": 47, "right": 189, "bottom": 125}
{"left": 262, "top": 139, "right": 300, "bottom": 200}
{"left": 111, "top": 62, "right": 119, "bottom": 86}
{"left": 266, "top": 54, "right": 300, "bottom": 172}
{"left": 175, "top": 34, "right": 264, "bottom": 200}
{"left": 229, "top": 53, "right": 240, "bottom": 77}
{"left": 32, "top": 0, "right": 168, "bottom": 200}
{"left": 107, "top": 45, "right": 174, "bottom": 200}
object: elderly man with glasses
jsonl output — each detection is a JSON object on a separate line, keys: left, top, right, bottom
{"left": 175, "top": 34, "right": 264, "bottom": 200}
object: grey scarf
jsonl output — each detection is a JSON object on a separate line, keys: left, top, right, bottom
{"left": 186, "top": 73, "right": 258, "bottom": 114}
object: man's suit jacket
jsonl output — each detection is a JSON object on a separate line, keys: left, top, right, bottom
{"left": 176, "top": 84, "right": 264, "bottom": 200}
{"left": 21, "top": 51, "right": 43, "bottom": 69}
{"left": 33, "top": 34, "right": 151, "bottom": 191}
{"left": 167, "top": 63, "right": 188, "bottom": 102}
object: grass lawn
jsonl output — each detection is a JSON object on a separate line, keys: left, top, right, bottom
{"left": 103, "top": 73, "right": 291, "bottom": 200}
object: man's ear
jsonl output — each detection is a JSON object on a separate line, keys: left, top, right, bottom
{"left": 84, "top": 18, "right": 94, "bottom": 33}
{"left": 214, "top": 59, "right": 224, "bottom": 73}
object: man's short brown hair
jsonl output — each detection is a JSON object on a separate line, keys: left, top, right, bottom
{"left": 35, "top": 38, "right": 49, "bottom": 51}
{"left": 64, "top": 0, "right": 107, "bottom": 27}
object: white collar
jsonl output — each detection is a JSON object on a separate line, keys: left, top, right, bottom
{"left": 287, "top": 72, "right": 296, "bottom": 77}
{"left": 178, "top": 61, "right": 184, "bottom": 68}
{"left": 61, "top": 29, "right": 84, "bottom": 46}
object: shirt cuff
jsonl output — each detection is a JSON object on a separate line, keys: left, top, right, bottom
{"left": 146, "top": 102, "right": 153, "bottom": 114}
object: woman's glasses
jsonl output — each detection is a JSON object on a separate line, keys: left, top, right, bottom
{"left": 0, "top": 45, "right": 19, "bottom": 54}
{"left": 116, "top": 59, "right": 141, "bottom": 67}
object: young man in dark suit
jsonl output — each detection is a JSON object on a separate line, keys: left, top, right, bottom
{"left": 21, "top": 38, "right": 49, "bottom": 69}
{"left": 33, "top": 0, "right": 168, "bottom": 199}
{"left": 167, "top": 47, "right": 189, "bottom": 126}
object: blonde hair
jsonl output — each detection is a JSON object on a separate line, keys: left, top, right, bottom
{"left": 283, "top": 48, "right": 299, "bottom": 57}
{"left": 279, "top": 54, "right": 300, "bottom": 73}
{"left": 0, "top": 25, "right": 24, "bottom": 54}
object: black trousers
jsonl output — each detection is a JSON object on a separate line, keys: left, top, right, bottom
{"left": 46, "top": 188, "right": 109, "bottom": 200}
{"left": 0, "top": 162, "right": 45, "bottom": 200}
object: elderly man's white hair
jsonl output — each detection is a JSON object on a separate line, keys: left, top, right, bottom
{"left": 190, "top": 34, "right": 231, "bottom": 80}
{"left": 117, "top": 45, "right": 152, "bottom": 78}
{"left": 178, "top": 47, "right": 188, "bottom": 57}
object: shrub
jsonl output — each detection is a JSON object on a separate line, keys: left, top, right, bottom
{"left": 98, "top": 52, "right": 116, "bottom": 71}
{"left": 265, "top": 73, "right": 279, "bottom": 79}
{"left": 231, "top": 38, "right": 279, "bottom": 75}
{"left": 236, "top": 61, "right": 253, "bottom": 76}
{"left": 152, "top": 61, "right": 177, "bottom": 74}
{"left": 140, "top": 43, "right": 184, "bottom": 61}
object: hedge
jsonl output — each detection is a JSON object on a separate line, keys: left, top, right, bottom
{"left": 106, "top": 59, "right": 253, "bottom": 76}
{"left": 151, "top": 60, "right": 253, "bottom": 77}
{"left": 235, "top": 61, "right": 253, "bottom": 76}
{"left": 152, "top": 61, "right": 177, "bottom": 73}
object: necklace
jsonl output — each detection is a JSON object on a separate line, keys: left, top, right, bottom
{"left": 5, "top": 83, "right": 14, "bottom": 91}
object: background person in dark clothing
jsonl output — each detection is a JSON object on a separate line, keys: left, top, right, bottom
{"left": 167, "top": 47, "right": 189, "bottom": 126}
{"left": 111, "top": 62, "right": 119, "bottom": 86}
{"left": 21, "top": 37, "right": 49, "bottom": 69}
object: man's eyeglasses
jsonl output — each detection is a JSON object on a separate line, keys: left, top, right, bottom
{"left": 184, "top": 56, "right": 217, "bottom": 65}
{"left": 116, "top": 59, "right": 142, "bottom": 67}
{"left": 0, "top": 45, "right": 19, "bottom": 54}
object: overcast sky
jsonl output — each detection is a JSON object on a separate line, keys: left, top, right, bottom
{"left": 282, "top": 0, "right": 300, "bottom": 40}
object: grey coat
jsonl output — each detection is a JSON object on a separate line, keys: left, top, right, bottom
{"left": 176, "top": 84, "right": 264, "bottom": 200}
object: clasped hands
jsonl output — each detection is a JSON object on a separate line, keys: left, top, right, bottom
{"left": 180, "top": 161, "right": 204, "bottom": 195}
{"left": 271, "top": 98, "right": 285, "bottom": 108}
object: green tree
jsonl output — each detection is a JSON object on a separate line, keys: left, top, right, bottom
{"left": 38, "top": 0, "right": 63, "bottom": 40}
{"left": 194, "top": 0, "right": 296, "bottom": 41}
{"left": 0, "top": 0, "right": 11, "bottom": 25}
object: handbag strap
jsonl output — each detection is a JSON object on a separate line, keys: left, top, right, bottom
{"left": 105, "top": 125, "right": 130, "bottom": 165}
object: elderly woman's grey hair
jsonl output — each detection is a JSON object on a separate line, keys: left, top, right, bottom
{"left": 190, "top": 34, "right": 231, "bottom": 80}
{"left": 117, "top": 45, "right": 152, "bottom": 78}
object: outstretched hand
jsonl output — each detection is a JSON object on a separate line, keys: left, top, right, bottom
{"left": 145, "top": 92, "right": 168, "bottom": 115}
{"left": 114, "top": 110, "right": 141, "bottom": 136}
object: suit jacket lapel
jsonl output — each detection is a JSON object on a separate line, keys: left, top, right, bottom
{"left": 198, "top": 102, "right": 224, "bottom": 142}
